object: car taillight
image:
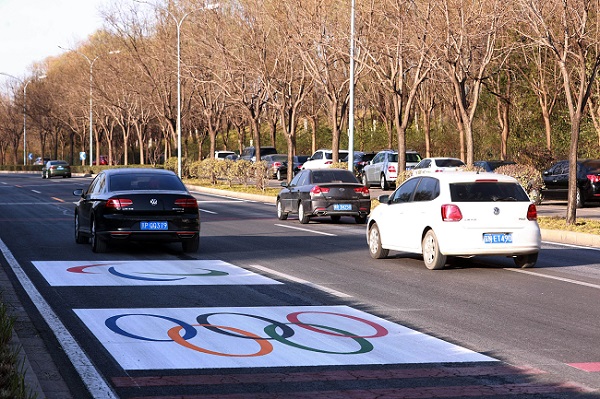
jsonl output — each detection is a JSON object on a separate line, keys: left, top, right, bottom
{"left": 587, "top": 174, "right": 600, "bottom": 183}
{"left": 354, "top": 186, "right": 370, "bottom": 196}
{"left": 441, "top": 204, "right": 462, "bottom": 221}
{"left": 105, "top": 198, "right": 133, "bottom": 210}
{"left": 388, "top": 165, "right": 396, "bottom": 173}
{"left": 310, "top": 186, "right": 330, "bottom": 195}
{"left": 174, "top": 198, "right": 199, "bottom": 208}
{"left": 527, "top": 203, "right": 537, "bottom": 221}
{"left": 273, "top": 162, "right": 282, "bottom": 168}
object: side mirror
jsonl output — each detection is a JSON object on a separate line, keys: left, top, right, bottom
{"left": 543, "top": 171, "right": 550, "bottom": 176}
{"left": 73, "top": 189, "right": 84, "bottom": 197}
{"left": 377, "top": 194, "right": 390, "bottom": 203}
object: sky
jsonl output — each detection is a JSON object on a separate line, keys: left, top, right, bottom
{"left": 0, "top": 0, "right": 109, "bottom": 84}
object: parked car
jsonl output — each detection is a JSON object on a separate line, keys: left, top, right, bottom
{"left": 34, "top": 157, "right": 50, "bottom": 165}
{"left": 342, "top": 151, "right": 376, "bottom": 178}
{"left": 367, "top": 172, "right": 541, "bottom": 270}
{"left": 411, "top": 157, "right": 465, "bottom": 175}
{"left": 277, "top": 168, "right": 371, "bottom": 224}
{"left": 262, "top": 154, "right": 289, "bottom": 179}
{"left": 541, "top": 159, "right": 600, "bottom": 208}
{"left": 301, "top": 149, "right": 350, "bottom": 170}
{"left": 474, "top": 160, "right": 516, "bottom": 172}
{"left": 276, "top": 155, "right": 310, "bottom": 180}
{"left": 73, "top": 168, "right": 200, "bottom": 253}
{"left": 362, "top": 150, "right": 422, "bottom": 190}
{"left": 240, "top": 146, "right": 278, "bottom": 162}
{"left": 215, "top": 151, "right": 236, "bottom": 160}
{"left": 42, "top": 160, "right": 71, "bottom": 179}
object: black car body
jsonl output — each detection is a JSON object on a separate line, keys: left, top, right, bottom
{"left": 474, "top": 160, "right": 516, "bottom": 172}
{"left": 42, "top": 160, "right": 71, "bottom": 178}
{"left": 277, "top": 155, "right": 310, "bottom": 180}
{"left": 276, "top": 168, "right": 371, "bottom": 224}
{"left": 342, "top": 151, "right": 377, "bottom": 178}
{"left": 542, "top": 160, "right": 600, "bottom": 207}
{"left": 73, "top": 168, "right": 200, "bottom": 253}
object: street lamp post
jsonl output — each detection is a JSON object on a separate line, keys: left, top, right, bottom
{"left": 136, "top": 1, "right": 219, "bottom": 177}
{"left": 59, "top": 47, "right": 120, "bottom": 167}
{"left": 348, "top": 0, "right": 356, "bottom": 173}
{"left": 0, "top": 73, "right": 46, "bottom": 165}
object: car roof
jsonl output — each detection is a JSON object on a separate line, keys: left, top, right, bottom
{"left": 409, "top": 171, "right": 518, "bottom": 184}
{"left": 102, "top": 168, "right": 177, "bottom": 176}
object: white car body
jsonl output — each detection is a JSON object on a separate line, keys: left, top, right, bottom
{"left": 301, "top": 149, "right": 349, "bottom": 170}
{"left": 366, "top": 172, "right": 541, "bottom": 270}
{"left": 215, "top": 151, "right": 236, "bottom": 160}
{"left": 362, "top": 150, "right": 422, "bottom": 190}
{"left": 411, "top": 157, "right": 465, "bottom": 175}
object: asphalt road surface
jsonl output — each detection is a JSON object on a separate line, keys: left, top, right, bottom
{"left": 1, "top": 173, "right": 600, "bottom": 399}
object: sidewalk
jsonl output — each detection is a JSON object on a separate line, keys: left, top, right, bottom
{"left": 2, "top": 183, "right": 598, "bottom": 399}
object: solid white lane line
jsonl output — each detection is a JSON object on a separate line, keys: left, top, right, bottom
{"left": 542, "top": 240, "right": 600, "bottom": 252}
{"left": 0, "top": 238, "right": 118, "bottom": 399}
{"left": 274, "top": 223, "right": 337, "bottom": 236}
{"left": 31, "top": 190, "right": 41, "bottom": 194}
{"left": 249, "top": 264, "right": 352, "bottom": 298}
{"left": 199, "top": 208, "right": 217, "bottom": 214}
{"left": 505, "top": 268, "right": 600, "bottom": 290}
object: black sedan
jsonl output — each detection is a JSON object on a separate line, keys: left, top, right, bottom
{"left": 542, "top": 159, "right": 600, "bottom": 207}
{"left": 276, "top": 155, "right": 310, "bottom": 180}
{"left": 276, "top": 168, "right": 371, "bottom": 224}
{"left": 73, "top": 168, "right": 200, "bottom": 253}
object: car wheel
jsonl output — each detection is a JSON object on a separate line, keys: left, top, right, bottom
{"left": 330, "top": 215, "right": 341, "bottom": 223}
{"left": 422, "top": 230, "right": 446, "bottom": 270}
{"left": 276, "top": 199, "right": 288, "bottom": 220}
{"left": 41, "top": 173, "right": 46, "bottom": 179}
{"left": 368, "top": 223, "right": 389, "bottom": 259}
{"left": 361, "top": 174, "right": 369, "bottom": 187}
{"left": 380, "top": 174, "right": 389, "bottom": 191}
{"left": 514, "top": 253, "right": 538, "bottom": 268}
{"left": 576, "top": 188, "right": 585, "bottom": 208}
{"left": 355, "top": 215, "right": 367, "bottom": 224}
{"left": 182, "top": 236, "right": 200, "bottom": 253}
{"left": 91, "top": 218, "right": 108, "bottom": 253}
{"left": 298, "top": 202, "right": 310, "bottom": 224}
{"left": 74, "top": 213, "right": 87, "bottom": 244}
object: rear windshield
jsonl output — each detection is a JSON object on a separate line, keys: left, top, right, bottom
{"left": 312, "top": 170, "right": 357, "bottom": 184}
{"left": 110, "top": 174, "right": 186, "bottom": 191}
{"left": 438, "top": 159, "right": 465, "bottom": 167}
{"left": 450, "top": 182, "right": 530, "bottom": 202}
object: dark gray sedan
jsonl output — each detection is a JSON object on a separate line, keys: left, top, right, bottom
{"left": 276, "top": 168, "right": 371, "bottom": 224}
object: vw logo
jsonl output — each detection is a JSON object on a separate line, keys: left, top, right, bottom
{"left": 150, "top": 198, "right": 158, "bottom": 206}
{"left": 339, "top": 188, "right": 345, "bottom": 192}
{"left": 493, "top": 207, "right": 500, "bottom": 215}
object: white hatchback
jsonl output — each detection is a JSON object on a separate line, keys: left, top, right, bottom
{"left": 366, "top": 172, "right": 541, "bottom": 270}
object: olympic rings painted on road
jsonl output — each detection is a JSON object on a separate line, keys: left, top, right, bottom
{"left": 104, "top": 310, "right": 389, "bottom": 357}
{"left": 67, "top": 263, "right": 228, "bottom": 281}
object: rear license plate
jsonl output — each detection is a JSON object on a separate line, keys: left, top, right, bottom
{"left": 483, "top": 233, "right": 512, "bottom": 244}
{"left": 333, "top": 204, "right": 352, "bottom": 211}
{"left": 140, "top": 221, "right": 168, "bottom": 230}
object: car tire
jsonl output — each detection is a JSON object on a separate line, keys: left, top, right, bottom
{"left": 276, "top": 199, "right": 288, "bottom": 220}
{"left": 380, "top": 174, "right": 389, "bottom": 191}
{"left": 330, "top": 215, "right": 341, "bottom": 223}
{"left": 368, "top": 223, "right": 389, "bottom": 259}
{"left": 514, "top": 253, "right": 538, "bottom": 268}
{"left": 422, "top": 230, "right": 446, "bottom": 270}
{"left": 576, "top": 188, "right": 585, "bottom": 208}
{"left": 298, "top": 202, "right": 310, "bottom": 224}
{"left": 355, "top": 215, "right": 367, "bottom": 224}
{"left": 91, "top": 218, "right": 108, "bottom": 253}
{"left": 362, "top": 174, "right": 369, "bottom": 187}
{"left": 74, "top": 213, "right": 87, "bottom": 244}
{"left": 182, "top": 236, "right": 200, "bottom": 253}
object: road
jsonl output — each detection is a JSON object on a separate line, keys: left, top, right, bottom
{"left": 1, "top": 173, "right": 600, "bottom": 398}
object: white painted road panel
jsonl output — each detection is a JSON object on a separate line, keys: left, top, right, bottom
{"left": 74, "top": 305, "right": 496, "bottom": 370}
{"left": 32, "top": 260, "right": 282, "bottom": 286}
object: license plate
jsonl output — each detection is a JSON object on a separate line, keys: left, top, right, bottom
{"left": 483, "top": 233, "right": 512, "bottom": 244}
{"left": 333, "top": 204, "right": 352, "bottom": 211}
{"left": 140, "top": 221, "right": 168, "bottom": 230}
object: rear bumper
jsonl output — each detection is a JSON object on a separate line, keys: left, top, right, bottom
{"left": 307, "top": 199, "right": 371, "bottom": 217}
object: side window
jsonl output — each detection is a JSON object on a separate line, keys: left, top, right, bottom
{"left": 415, "top": 159, "right": 430, "bottom": 169}
{"left": 390, "top": 178, "right": 420, "bottom": 203}
{"left": 88, "top": 174, "right": 105, "bottom": 196}
{"left": 413, "top": 177, "right": 439, "bottom": 202}
{"left": 296, "top": 172, "right": 310, "bottom": 186}
{"left": 290, "top": 171, "right": 303, "bottom": 186}
{"left": 373, "top": 153, "right": 383, "bottom": 164}
{"left": 312, "top": 151, "right": 323, "bottom": 160}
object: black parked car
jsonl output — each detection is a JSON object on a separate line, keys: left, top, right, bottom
{"left": 276, "top": 168, "right": 371, "bottom": 224}
{"left": 277, "top": 155, "right": 310, "bottom": 180}
{"left": 473, "top": 160, "right": 516, "bottom": 172}
{"left": 542, "top": 159, "right": 600, "bottom": 207}
{"left": 73, "top": 168, "right": 200, "bottom": 253}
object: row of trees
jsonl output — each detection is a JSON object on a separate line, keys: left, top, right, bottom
{"left": 1, "top": 0, "right": 600, "bottom": 222}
